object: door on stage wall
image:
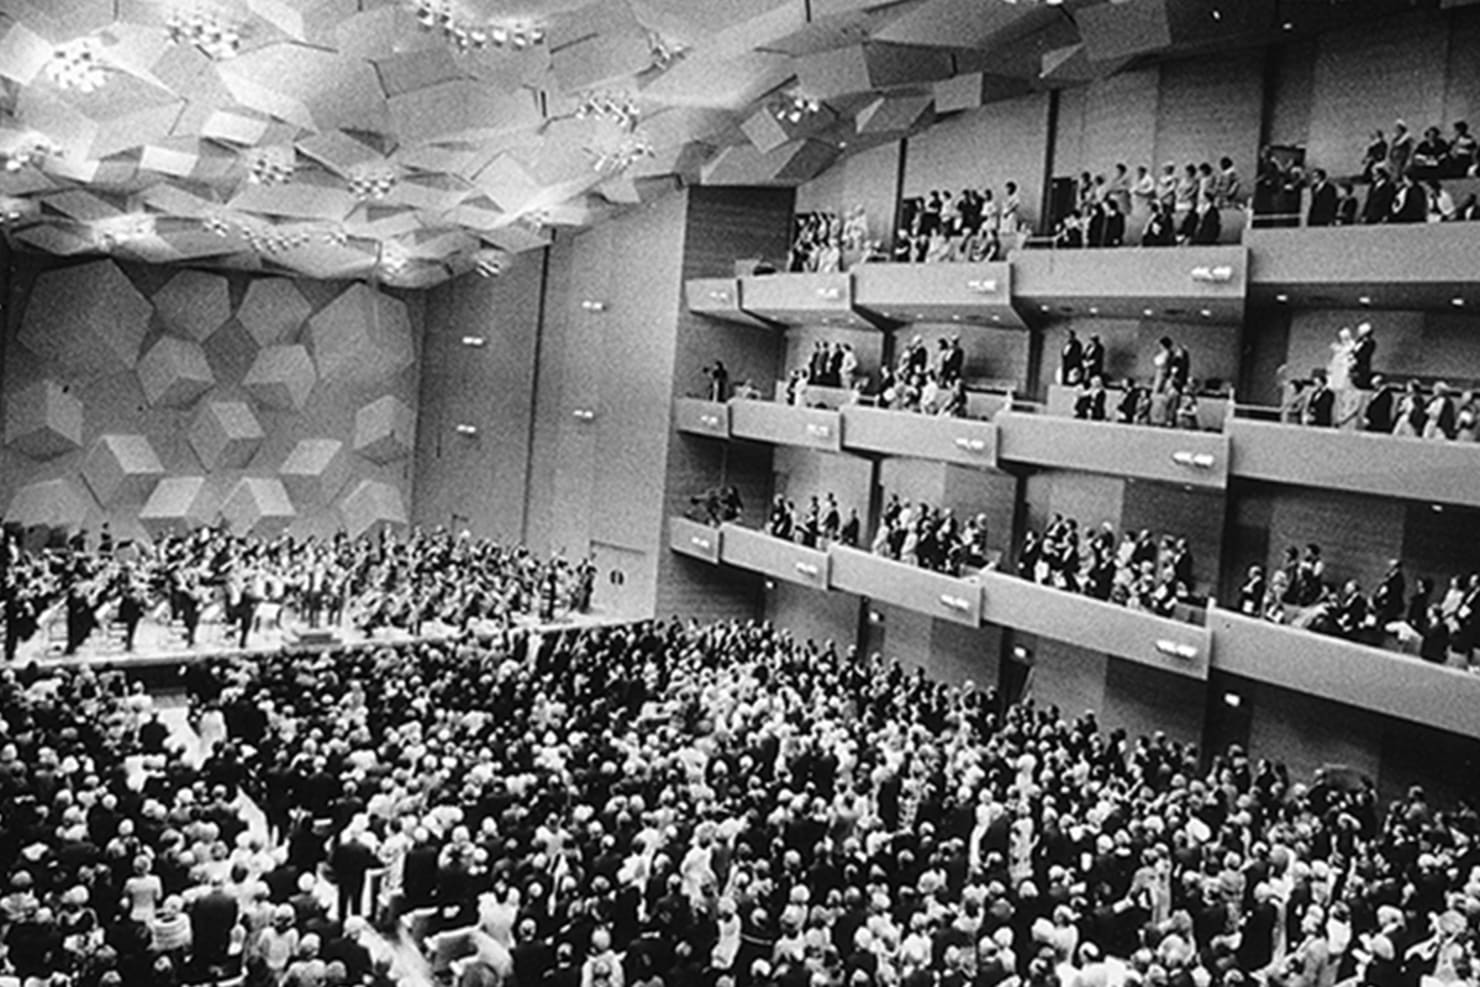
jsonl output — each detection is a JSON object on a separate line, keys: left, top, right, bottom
{"left": 589, "top": 542, "right": 654, "bottom": 620}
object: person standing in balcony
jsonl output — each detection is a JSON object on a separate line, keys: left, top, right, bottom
{"left": 1103, "top": 199, "right": 1127, "bottom": 247}
{"left": 1363, "top": 166, "right": 1397, "bottom": 224}
{"left": 1336, "top": 182, "right": 1360, "bottom": 225}
{"left": 1060, "top": 330, "right": 1084, "bottom": 386}
{"left": 1307, "top": 169, "right": 1338, "bottom": 227}
{"left": 1303, "top": 371, "right": 1336, "bottom": 427}
{"left": 1364, "top": 375, "right": 1397, "bottom": 432}
{"left": 1392, "top": 380, "right": 1428, "bottom": 437}
{"left": 1109, "top": 163, "right": 1133, "bottom": 217}
{"left": 1390, "top": 171, "right": 1428, "bottom": 223}
{"left": 1388, "top": 120, "right": 1415, "bottom": 179}
{"left": 1143, "top": 200, "right": 1176, "bottom": 245}
{"left": 1350, "top": 323, "right": 1376, "bottom": 390}
{"left": 1422, "top": 383, "right": 1457, "bottom": 439}
{"left": 1001, "top": 182, "right": 1022, "bottom": 235}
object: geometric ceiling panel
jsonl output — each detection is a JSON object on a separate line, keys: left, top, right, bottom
{"left": 268, "top": 239, "right": 379, "bottom": 281}
{"left": 247, "top": 0, "right": 357, "bottom": 46}
{"left": 0, "top": 20, "right": 54, "bottom": 86}
{"left": 19, "top": 260, "right": 152, "bottom": 376}
{"left": 872, "top": 0, "right": 1036, "bottom": 49}
{"left": 308, "top": 283, "right": 415, "bottom": 385}
{"left": 153, "top": 270, "right": 233, "bottom": 341}
{"left": 189, "top": 399, "right": 265, "bottom": 470}
{"left": 373, "top": 48, "right": 464, "bottom": 97}
{"left": 388, "top": 81, "right": 542, "bottom": 145}
{"left": 238, "top": 278, "right": 312, "bottom": 347}
{"left": 1077, "top": 0, "right": 1173, "bottom": 62}
{"left": 549, "top": 32, "right": 653, "bottom": 93}
{"left": 855, "top": 93, "right": 933, "bottom": 136}
{"left": 229, "top": 183, "right": 361, "bottom": 222}
{"left": 218, "top": 43, "right": 389, "bottom": 132}
{"left": 17, "top": 71, "right": 185, "bottom": 160}
{"left": 219, "top": 475, "right": 296, "bottom": 537}
{"left": 138, "top": 475, "right": 215, "bottom": 537}
{"left": 278, "top": 437, "right": 349, "bottom": 505}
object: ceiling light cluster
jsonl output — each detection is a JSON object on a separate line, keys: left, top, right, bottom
{"left": 575, "top": 91, "right": 640, "bottom": 132}
{"left": 203, "top": 214, "right": 312, "bottom": 254}
{"left": 247, "top": 147, "right": 296, "bottom": 186}
{"left": 165, "top": 9, "right": 244, "bottom": 60}
{"left": 407, "top": 0, "right": 545, "bottom": 52}
{"left": 0, "top": 196, "right": 40, "bottom": 223}
{"left": 92, "top": 213, "right": 155, "bottom": 249}
{"left": 773, "top": 92, "right": 822, "bottom": 125}
{"left": 379, "top": 241, "right": 411, "bottom": 274}
{"left": 473, "top": 249, "right": 505, "bottom": 278}
{"left": 47, "top": 39, "right": 109, "bottom": 93}
{"left": 347, "top": 168, "right": 398, "bottom": 201}
{"left": 589, "top": 137, "right": 654, "bottom": 174}
{"left": 647, "top": 31, "right": 684, "bottom": 70}
{"left": 1, "top": 137, "right": 57, "bottom": 173}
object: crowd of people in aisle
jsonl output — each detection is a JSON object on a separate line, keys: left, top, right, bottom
{"left": 869, "top": 495, "right": 995, "bottom": 577}
{"left": 2, "top": 524, "right": 596, "bottom": 662}
{"left": 1, "top": 615, "right": 1478, "bottom": 987}
{"left": 1018, "top": 515, "right": 1199, "bottom": 618}
{"left": 768, "top": 493, "right": 861, "bottom": 550}
{"left": 1237, "top": 546, "right": 1480, "bottom": 668}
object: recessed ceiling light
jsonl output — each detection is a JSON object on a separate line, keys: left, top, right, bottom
{"left": 1358, "top": 296, "right": 1372, "bottom": 305}
{"left": 1040, "top": 304, "right": 1049, "bottom": 312}
{"left": 1088, "top": 306, "right": 1099, "bottom": 315}
{"left": 1453, "top": 298, "right": 1465, "bottom": 307}
{"left": 1275, "top": 293, "right": 1289, "bottom": 303}
{"left": 1143, "top": 308, "right": 1154, "bottom": 317}
{"left": 1282, "top": 21, "right": 1293, "bottom": 30}
{"left": 992, "top": 315, "right": 1001, "bottom": 322}
{"left": 952, "top": 314, "right": 961, "bottom": 321}
{"left": 1210, "top": 8, "right": 1222, "bottom": 20}
{"left": 1200, "top": 309, "right": 1212, "bottom": 318}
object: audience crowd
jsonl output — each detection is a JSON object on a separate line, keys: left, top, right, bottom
{"left": 891, "top": 186, "right": 1023, "bottom": 264}
{"left": 2, "top": 525, "right": 594, "bottom": 662}
{"left": 0, "top": 616, "right": 1477, "bottom": 987}
{"left": 870, "top": 495, "right": 994, "bottom": 577}
{"left": 769, "top": 494, "right": 860, "bottom": 550}
{"left": 1061, "top": 335, "right": 1206, "bottom": 431}
{"left": 1238, "top": 547, "right": 1480, "bottom": 668}
{"left": 1054, "top": 157, "right": 1242, "bottom": 249}
{"left": 1018, "top": 515, "right": 1198, "bottom": 618}
{"left": 789, "top": 209, "right": 880, "bottom": 273}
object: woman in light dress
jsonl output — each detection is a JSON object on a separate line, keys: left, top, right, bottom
{"left": 1327, "top": 326, "right": 1355, "bottom": 391}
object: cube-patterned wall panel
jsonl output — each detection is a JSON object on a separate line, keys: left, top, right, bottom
{"left": 279, "top": 438, "right": 350, "bottom": 506}
{"left": 4, "top": 380, "right": 84, "bottom": 460}
{"left": 353, "top": 394, "right": 416, "bottom": 464}
{"left": 137, "top": 337, "right": 216, "bottom": 408}
{"left": 151, "top": 270, "right": 232, "bottom": 341}
{"left": 81, "top": 434, "right": 165, "bottom": 506}
{"left": 243, "top": 344, "right": 317, "bottom": 411}
{"left": 219, "top": 477, "right": 296, "bottom": 537}
{"left": 6, "top": 478, "right": 92, "bottom": 531}
{"left": 339, "top": 478, "right": 408, "bottom": 539}
{"left": 138, "top": 476, "right": 216, "bottom": 537}
{"left": 189, "top": 400, "right": 265, "bottom": 470}
{"left": 309, "top": 283, "right": 416, "bottom": 385}
{"left": 18, "top": 260, "right": 151, "bottom": 376}
{"left": 238, "top": 278, "right": 313, "bottom": 347}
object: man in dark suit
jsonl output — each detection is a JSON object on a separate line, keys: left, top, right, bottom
{"left": 1350, "top": 322, "right": 1376, "bottom": 389}
{"left": 1364, "top": 375, "right": 1396, "bottom": 432}
{"left": 189, "top": 873, "right": 240, "bottom": 971}
{"left": 1081, "top": 335, "right": 1105, "bottom": 382}
{"left": 1060, "top": 330, "right": 1083, "bottom": 385}
{"left": 1363, "top": 166, "right": 1396, "bottom": 223}
{"left": 1392, "top": 172, "right": 1428, "bottom": 222}
{"left": 1193, "top": 200, "right": 1222, "bottom": 244}
{"left": 1074, "top": 376, "right": 1108, "bottom": 421}
{"left": 1103, "top": 199, "right": 1126, "bottom": 247}
{"left": 1304, "top": 371, "right": 1335, "bottom": 426}
{"left": 1307, "top": 168, "right": 1338, "bottom": 226}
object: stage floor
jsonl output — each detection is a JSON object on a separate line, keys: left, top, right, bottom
{"left": 13, "top": 608, "right": 628, "bottom": 672}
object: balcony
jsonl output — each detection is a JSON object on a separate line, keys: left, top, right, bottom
{"left": 978, "top": 571, "right": 1211, "bottom": 679}
{"left": 668, "top": 516, "right": 721, "bottom": 563}
{"left": 841, "top": 405, "right": 999, "bottom": 468}
{"left": 719, "top": 524, "right": 830, "bottom": 590}
{"left": 1207, "top": 605, "right": 1480, "bottom": 738}
{"left": 1044, "top": 384, "right": 1230, "bottom": 433}
{"left": 852, "top": 261, "right": 1026, "bottom": 327}
{"left": 996, "top": 411, "right": 1230, "bottom": 489}
{"left": 1013, "top": 245, "right": 1248, "bottom": 323}
{"left": 673, "top": 397, "right": 730, "bottom": 438}
{"left": 1245, "top": 222, "right": 1480, "bottom": 308}
{"left": 829, "top": 545, "right": 983, "bottom": 627}
{"left": 738, "top": 272, "right": 880, "bottom": 328}
{"left": 1227, "top": 418, "right": 1480, "bottom": 509}
{"left": 684, "top": 277, "right": 775, "bottom": 328}
{"left": 729, "top": 399, "right": 843, "bottom": 452}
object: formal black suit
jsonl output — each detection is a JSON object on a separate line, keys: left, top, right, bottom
{"left": 1081, "top": 338, "right": 1105, "bottom": 381}
{"left": 1363, "top": 179, "right": 1396, "bottom": 223}
{"left": 1074, "top": 388, "right": 1107, "bottom": 421}
{"left": 1350, "top": 335, "right": 1376, "bottom": 389}
{"left": 1305, "top": 385, "right": 1335, "bottom": 426}
{"left": 1392, "top": 183, "right": 1427, "bottom": 223}
{"left": 1308, "top": 181, "right": 1338, "bottom": 226}
{"left": 1365, "top": 385, "right": 1396, "bottom": 432}
{"left": 1193, "top": 205, "right": 1222, "bottom": 244}
{"left": 1103, "top": 210, "right": 1125, "bottom": 247}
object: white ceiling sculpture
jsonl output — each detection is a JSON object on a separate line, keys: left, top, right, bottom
{"left": 0, "top": 0, "right": 1411, "bottom": 287}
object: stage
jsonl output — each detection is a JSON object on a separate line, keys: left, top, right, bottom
{"left": 11, "top": 607, "right": 631, "bottom": 675}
